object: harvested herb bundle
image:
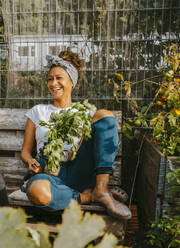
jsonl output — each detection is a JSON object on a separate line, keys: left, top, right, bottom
{"left": 39, "top": 100, "right": 96, "bottom": 172}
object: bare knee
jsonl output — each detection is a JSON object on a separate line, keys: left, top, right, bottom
{"left": 28, "top": 180, "right": 52, "bottom": 205}
{"left": 92, "top": 109, "right": 114, "bottom": 123}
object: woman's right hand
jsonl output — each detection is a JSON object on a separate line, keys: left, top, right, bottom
{"left": 27, "top": 158, "right": 42, "bottom": 174}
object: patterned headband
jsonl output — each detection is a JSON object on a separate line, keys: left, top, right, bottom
{"left": 46, "top": 54, "right": 78, "bottom": 86}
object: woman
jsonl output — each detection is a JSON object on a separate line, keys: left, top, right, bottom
{"left": 21, "top": 49, "right": 131, "bottom": 220}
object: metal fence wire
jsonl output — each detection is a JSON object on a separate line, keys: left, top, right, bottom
{"left": 0, "top": 0, "right": 179, "bottom": 109}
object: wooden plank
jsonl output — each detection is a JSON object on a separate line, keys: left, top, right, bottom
{"left": 126, "top": 205, "right": 139, "bottom": 231}
{"left": 140, "top": 138, "right": 161, "bottom": 191}
{"left": 0, "top": 157, "right": 121, "bottom": 189}
{"left": 0, "top": 157, "right": 120, "bottom": 173}
{"left": 0, "top": 157, "right": 27, "bottom": 170}
{"left": 0, "top": 131, "right": 24, "bottom": 151}
{"left": 0, "top": 109, "right": 28, "bottom": 130}
{"left": 0, "top": 108, "right": 122, "bottom": 131}
{"left": 0, "top": 132, "right": 121, "bottom": 155}
{"left": 8, "top": 198, "right": 32, "bottom": 206}
{"left": 6, "top": 186, "right": 21, "bottom": 194}
{"left": 8, "top": 198, "right": 106, "bottom": 210}
{"left": 138, "top": 136, "right": 180, "bottom": 221}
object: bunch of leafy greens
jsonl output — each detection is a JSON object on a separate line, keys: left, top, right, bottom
{"left": 39, "top": 100, "right": 96, "bottom": 173}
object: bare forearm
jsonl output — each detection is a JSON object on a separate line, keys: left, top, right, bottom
{"left": 21, "top": 149, "right": 33, "bottom": 165}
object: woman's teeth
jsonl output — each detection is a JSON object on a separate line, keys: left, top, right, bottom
{"left": 53, "top": 87, "right": 62, "bottom": 91}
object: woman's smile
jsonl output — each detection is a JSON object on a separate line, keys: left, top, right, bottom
{"left": 49, "top": 86, "right": 63, "bottom": 93}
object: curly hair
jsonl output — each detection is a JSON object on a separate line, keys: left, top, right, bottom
{"left": 58, "top": 48, "right": 84, "bottom": 82}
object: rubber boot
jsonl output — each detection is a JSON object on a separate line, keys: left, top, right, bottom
{"left": 0, "top": 174, "right": 9, "bottom": 206}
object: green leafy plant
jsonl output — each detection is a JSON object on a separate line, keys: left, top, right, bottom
{"left": 39, "top": 100, "right": 96, "bottom": 172}
{"left": 147, "top": 216, "right": 180, "bottom": 248}
{"left": 167, "top": 167, "right": 180, "bottom": 199}
{"left": 110, "top": 44, "right": 180, "bottom": 156}
{"left": 0, "top": 200, "right": 129, "bottom": 248}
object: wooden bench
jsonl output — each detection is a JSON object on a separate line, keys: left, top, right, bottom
{"left": 0, "top": 108, "right": 127, "bottom": 238}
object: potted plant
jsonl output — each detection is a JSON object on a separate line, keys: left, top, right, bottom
{"left": 109, "top": 44, "right": 180, "bottom": 221}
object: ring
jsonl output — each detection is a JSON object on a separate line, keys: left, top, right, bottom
{"left": 31, "top": 163, "right": 36, "bottom": 167}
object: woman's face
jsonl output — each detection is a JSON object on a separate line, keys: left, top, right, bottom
{"left": 48, "top": 66, "right": 73, "bottom": 100}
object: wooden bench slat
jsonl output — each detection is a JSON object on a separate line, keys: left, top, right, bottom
{"left": 8, "top": 198, "right": 107, "bottom": 211}
{"left": 0, "top": 109, "right": 28, "bottom": 130}
{"left": 0, "top": 131, "right": 24, "bottom": 151}
{"left": 0, "top": 157, "right": 27, "bottom": 168}
{"left": 0, "top": 133, "right": 122, "bottom": 156}
{"left": 0, "top": 157, "right": 120, "bottom": 173}
{"left": 0, "top": 157, "right": 121, "bottom": 192}
{"left": 0, "top": 109, "right": 122, "bottom": 130}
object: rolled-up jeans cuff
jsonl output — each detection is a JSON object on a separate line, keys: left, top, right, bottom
{"left": 96, "top": 167, "right": 113, "bottom": 175}
{"left": 72, "top": 191, "right": 81, "bottom": 204}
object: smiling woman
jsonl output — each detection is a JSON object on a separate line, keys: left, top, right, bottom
{"left": 20, "top": 48, "right": 131, "bottom": 220}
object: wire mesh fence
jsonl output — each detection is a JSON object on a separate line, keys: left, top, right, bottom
{"left": 0, "top": 0, "right": 179, "bottom": 109}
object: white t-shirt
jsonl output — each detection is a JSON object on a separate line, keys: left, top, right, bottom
{"left": 25, "top": 104, "right": 95, "bottom": 156}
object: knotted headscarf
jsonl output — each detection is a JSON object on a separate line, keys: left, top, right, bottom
{"left": 46, "top": 54, "right": 78, "bottom": 86}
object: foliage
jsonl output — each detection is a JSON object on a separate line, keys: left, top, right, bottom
{"left": 167, "top": 167, "right": 180, "bottom": 200}
{"left": 147, "top": 216, "right": 180, "bottom": 248}
{"left": 39, "top": 100, "right": 96, "bottom": 172}
{"left": 0, "top": 200, "right": 129, "bottom": 248}
{"left": 111, "top": 44, "right": 180, "bottom": 156}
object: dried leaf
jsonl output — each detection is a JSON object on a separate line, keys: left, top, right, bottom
{"left": 124, "top": 82, "right": 131, "bottom": 98}
{"left": 113, "top": 82, "right": 120, "bottom": 103}
{"left": 54, "top": 200, "right": 105, "bottom": 248}
{"left": 108, "top": 79, "right": 112, "bottom": 85}
{"left": 115, "top": 73, "right": 124, "bottom": 81}
{"left": 150, "top": 117, "right": 159, "bottom": 126}
{"left": 164, "top": 57, "right": 170, "bottom": 64}
{"left": 171, "top": 58, "right": 180, "bottom": 72}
